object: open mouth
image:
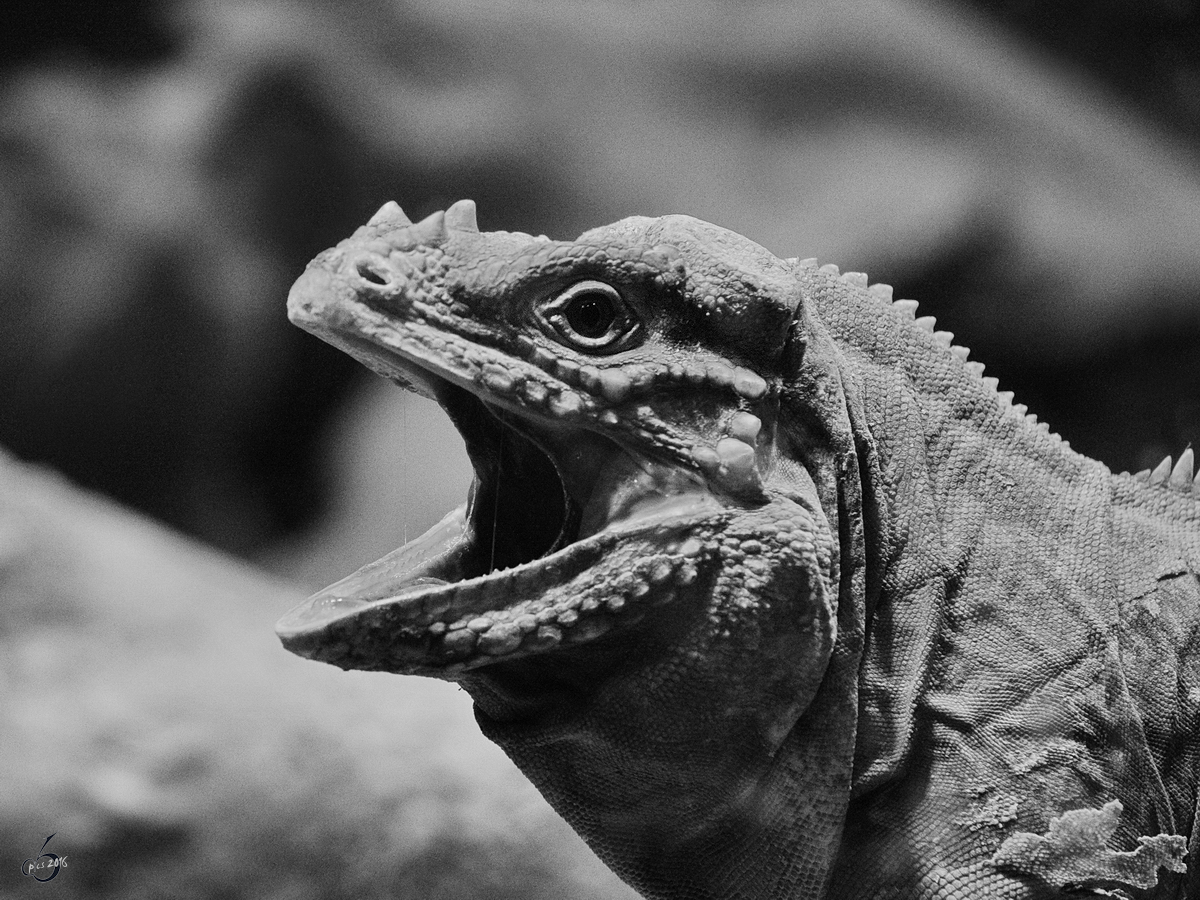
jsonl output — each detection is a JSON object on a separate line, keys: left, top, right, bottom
{"left": 276, "top": 323, "right": 724, "bottom": 675}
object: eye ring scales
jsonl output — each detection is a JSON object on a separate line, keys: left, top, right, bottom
{"left": 541, "top": 280, "right": 641, "bottom": 353}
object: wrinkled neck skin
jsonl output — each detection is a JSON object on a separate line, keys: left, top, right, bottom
{"left": 808, "top": 279, "right": 1198, "bottom": 897}
{"left": 453, "top": 323, "right": 873, "bottom": 898}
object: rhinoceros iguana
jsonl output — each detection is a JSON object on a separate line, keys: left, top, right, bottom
{"left": 276, "top": 200, "right": 1200, "bottom": 899}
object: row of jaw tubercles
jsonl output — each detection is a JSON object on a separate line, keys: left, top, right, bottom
{"left": 306, "top": 498, "right": 825, "bottom": 672}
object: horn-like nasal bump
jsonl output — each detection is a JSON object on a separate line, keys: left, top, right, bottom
{"left": 412, "top": 209, "right": 448, "bottom": 243}
{"left": 368, "top": 200, "right": 412, "bottom": 227}
{"left": 445, "top": 198, "right": 479, "bottom": 233}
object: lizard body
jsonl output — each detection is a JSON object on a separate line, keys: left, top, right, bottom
{"left": 277, "top": 200, "right": 1200, "bottom": 898}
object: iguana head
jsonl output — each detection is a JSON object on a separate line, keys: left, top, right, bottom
{"left": 276, "top": 201, "right": 849, "bottom": 893}
{"left": 278, "top": 199, "right": 834, "bottom": 670}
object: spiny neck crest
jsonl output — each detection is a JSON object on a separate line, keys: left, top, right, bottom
{"left": 1130, "top": 449, "right": 1200, "bottom": 495}
{"left": 792, "top": 257, "right": 1067, "bottom": 440}
{"left": 794, "top": 258, "right": 1198, "bottom": 499}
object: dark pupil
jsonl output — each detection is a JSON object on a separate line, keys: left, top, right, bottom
{"left": 565, "top": 293, "right": 616, "bottom": 338}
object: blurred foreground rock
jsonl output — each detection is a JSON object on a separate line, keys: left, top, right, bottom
{"left": 0, "top": 450, "right": 635, "bottom": 900}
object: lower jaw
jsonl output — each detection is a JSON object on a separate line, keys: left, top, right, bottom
{"left": 277, "top": 501, "right": 722, "bottom": 677}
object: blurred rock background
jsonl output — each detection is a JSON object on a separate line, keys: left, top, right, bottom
{"left": 2, "top": 0, "right": 1199, "bottom": 897}
{"left": 0, "top": 454, "right": 631, "bottom": 899}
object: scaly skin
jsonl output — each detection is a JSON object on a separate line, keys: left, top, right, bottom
{"left": 277, "top": 200, "right": 1200, "bottom": 899}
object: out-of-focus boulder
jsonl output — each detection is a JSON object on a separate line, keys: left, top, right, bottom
{"left": 0, "top": 450, "right": 636, "bottom": 900}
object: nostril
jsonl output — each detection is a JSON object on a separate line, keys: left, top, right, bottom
{"left": 355, "top": 259, "right": 390, "bottom": 286}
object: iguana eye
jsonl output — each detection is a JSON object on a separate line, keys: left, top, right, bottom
{"left": 541, "top": 280, "right": 640, "bottom": 352}
{"left": 564, "top": 289, "right": 616, "bottom": 338}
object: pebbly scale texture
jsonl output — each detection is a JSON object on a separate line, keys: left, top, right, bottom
{"left": 277, "top": 200, "right": 1200, "bottom": 899}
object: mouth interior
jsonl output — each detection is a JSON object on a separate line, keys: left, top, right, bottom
{"left": 278, "top": 336, "right": 723, "bottom": 639}
{"left": 439, "top": 380, "right": 578, "bottom": 577}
